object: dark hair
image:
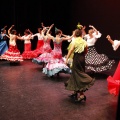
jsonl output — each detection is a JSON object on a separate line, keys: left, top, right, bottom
{"left": 1, "top": 28, "right": 5, "bottom": 32}
{"left": 24, "top": 29, "right": 30, "bottom": 34}
{"left": 38, "top": 28, "right": 42, "bottom": 30}
{"left": 11, "top": 29, "right": 17, "bottom": 34}
{"left": 55, "top": 29, "right": 62, "bottom": 35}
{"left": 74, "top": 29, "right": 82, "bottom": 37}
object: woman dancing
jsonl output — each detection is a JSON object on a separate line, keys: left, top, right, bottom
{"left": 0, "top": 25, "right": 9, "bottom": 56}
{"left": 42, "top": 24, "right": 73, "bottom": 77}
{"left": 106, "top": 35, "right": 120, "bottom": 96}
{"left": 64, "top": 28, "right": 95, "bottom": 102}
{"left": 0, "top": 25, "right": 23, "bottom": 64}
{"left": 84, "top": 25, "right": 115, "bottom": 73}
{"left": 32, "top": 25, "right": 53, "bottom": 67}
{"left": 21, "top": 29, "right": 37, "bottom": 59}
{"left": 32, "top": 28, "right": 44, "bottom": 56}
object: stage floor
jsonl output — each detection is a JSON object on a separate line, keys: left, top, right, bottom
{"left": 0, "top": 59, "right": 119, "bottom": 120}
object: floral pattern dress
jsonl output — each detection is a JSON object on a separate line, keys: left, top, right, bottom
{"left": 43, "top": 38, "right": 71, "bottom": 77}
{"left": 32, "top": 37, "right": 52, "bottom": 65}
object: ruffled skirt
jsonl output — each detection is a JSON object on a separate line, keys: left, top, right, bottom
{"left": 22, "top": 44, "right": 38, "bottom": 59}
{"left": 32, "top": 40, "right": 44, "bottom": 56}
{"left": 43, "top": 58, "right": 71, "bottom": 77}
{"left": 65, "top": 52, "right": 95, "bottom": 92}
{"left": 0, "top": 45, "right": 23, "bottom": 62}
{"left": 32, "top": 52, "right": 52, "bottom": 65}
{"left": 85, "top": 46, "right": 115, "bottom": 72}
{"left": 107, "top": 62, "right": 120, "bottom": 96}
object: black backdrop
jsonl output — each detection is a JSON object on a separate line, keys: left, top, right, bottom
{"left": 0, "top": 0, "right": 120, "bottom": 59}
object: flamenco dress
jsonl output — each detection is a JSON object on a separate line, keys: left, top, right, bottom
{"left": 43, "top": 38, "right": 71, "bottom": 77}
{"left": 84, "top": 31, "right": 115, "bottom": 73}
{"left": 32, "top": 33, "right": 44, "bottom": 56}
{"left": 32, "top": 38, "right": 52, "bottom": 65}
{"left": 107, "top": 40, "right": 120, "bottom": 96}
{"left": 0, "top": 33, "right": 8, "bottom": 55}
{"left": 0, "top": 41, "right": 23, "bottom": 62}
{"left": 21, "top": 35, "right": 38, "bottom": 59}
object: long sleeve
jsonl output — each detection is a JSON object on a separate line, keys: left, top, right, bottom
{"left": 112, "top": 40, "right": 120, "bottom": 51}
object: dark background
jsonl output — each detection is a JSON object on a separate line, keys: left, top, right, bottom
{"left": 0, "top": 0, "right": 120, "bottom": 59}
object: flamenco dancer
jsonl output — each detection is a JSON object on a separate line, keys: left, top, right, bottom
{"left": 64, "top": 28, "right": 95, "bottom": 102}
{"left": 42, "top": 24, "right": 73, "bottom": 77}
{"left": 83, "top": 25, "right": 115, "bottom": 73}
{"left": 0, "top": 25, "right": 9, "bottom": 56}
{"left": 32, "top": 24, "right": 53, "bottom": 67}
{"left": 21, "top": 29, "right": 37, "bottom": 59}
{"left": 32, "top": 27, "right": 44, "bottom": 56}
{"left": 31, "top": 23, "right": 47, "bottom": 56}
{"left": 0, "top": 25, "right": 23, "bottom": 64}
{"left": 66, "top": 23, "right": 86, "bottom": 68}
{"left": 106, "top": 35, "right": 120, "bottom": 96}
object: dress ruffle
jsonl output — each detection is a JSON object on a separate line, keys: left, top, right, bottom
{"left": 22, "top": 51, "right": 38, "bottom": 59}
{"left": 107, "top": 62, "right": 120, "bottom": 96}
{"left": 0, "top": 45, "right": 23, "bottom": 62}
{"left": 43, "top": 59, "right": 71, "bottom": 77}
{"left": 32, "top": 40, "right": 44, "bottom": 56}
{"left": 107, "top": 76, "right": 120, "bottom": 96}
{"left": 22, "top": 43, "right": 38, "bottom": 59}
{"left": 85, "top": 46, "right": 115, "bottom": 72}
{"left": 32, "top": 52, "right": 52, "bottom": 65}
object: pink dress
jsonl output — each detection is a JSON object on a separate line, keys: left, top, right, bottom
{"left": 32, "top": 37, "right": 52, "bottom": 64}
{"left": 43, "top": 38, "right": 71, "bottom": 77}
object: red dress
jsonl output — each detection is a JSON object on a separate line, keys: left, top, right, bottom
{"left": 32, "top": 33, "right": 44, "bottom": 56}
{"left": 21, "top": 35, "right": 38, "bottom": 59}
{"left": 0, "top": 33, "right": 23, "bottom": 62}
{"left": 107, "top": 40, "right": 120, "bottom": 96}
{"left": 22, "top": 43, "right": 38, "bottom": 59}
{"left": 32, "top": 40, "right": 44, "bottom": 56}
{"left": 0, "top": 45, "right": 23, "bottom": 62}
{"left": 107, "top": 62, "right": 120, "bottom": 96}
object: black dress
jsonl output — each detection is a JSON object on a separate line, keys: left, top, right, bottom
{"left": 65, "top": 37, "right": 95, "bottom": 92}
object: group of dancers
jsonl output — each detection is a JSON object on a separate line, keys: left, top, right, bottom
{"left": 0, "top": 22, "right": 120, "bottom": 102}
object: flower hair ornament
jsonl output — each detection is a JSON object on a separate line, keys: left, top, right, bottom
{"left": 55, "top": 27, "right": 62, "bottom": 34}
{"left": 77, "top": 22, "right": 83, "bottom": 29}
{"left": 55, "top": 27, "right": 59, "bottom": 33}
